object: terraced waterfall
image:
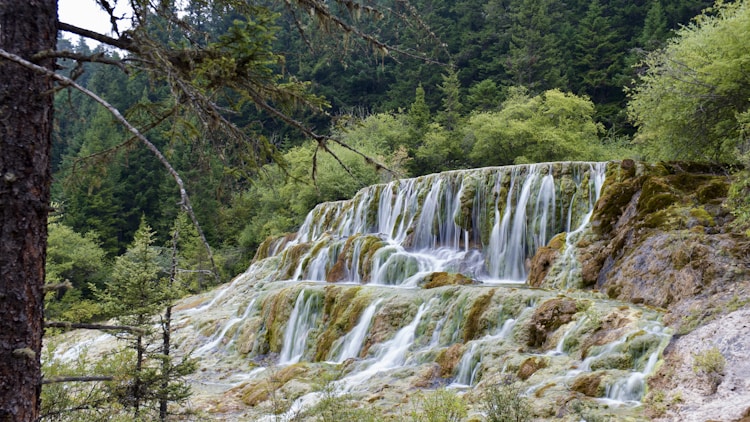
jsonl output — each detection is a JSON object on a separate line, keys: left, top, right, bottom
{"left": 64, "top": 162, "right": 680, "bottom": 420}
{"left": 157, "top": 161, "right": 673, "bottom": 420}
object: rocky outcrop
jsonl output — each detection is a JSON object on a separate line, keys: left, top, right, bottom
{"left": 646, "top": 309, "right": 750, "bottom": 422}
{"left": 526, "top": 297, "right": 578, "bottom": 348}
{"left": 559, "top": 161, "right": 749, "bottom": 333}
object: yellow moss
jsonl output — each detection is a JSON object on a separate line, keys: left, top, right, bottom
{"left": 517, "top": 356, "right": 548, "bottom": 380}
{"left": 422, "top": 272, "right": 473, "bottom": 289}
{"left": 463, "top": 289, "right": 496, "bottom": 343}
{"left": 435, "top": 343, "right": 465, "bottom": 378}
{"left": 570, "top": 373, "right": 604, "bottom": 397}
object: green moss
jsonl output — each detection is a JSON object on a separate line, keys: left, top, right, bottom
{"left": 314, "top": 286, "right": 365, "bottom": 361}
{"left": 280, "top": 243, "right": 312, "bottom": 279}
{"left": 591, "top": 178, "right": 640, "bottom": 235}
{"left": 589, "top": 352, "right": 633, "bottom": 371}
{"left": 689, "top": 206, "right": 715, "bottom": 226}
{"left": 696, "top": 178, "right": 729, "bottom": 203}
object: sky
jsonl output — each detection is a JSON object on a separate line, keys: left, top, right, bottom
{"left": 58, "top": 0, "right": 132, "bottom": 47}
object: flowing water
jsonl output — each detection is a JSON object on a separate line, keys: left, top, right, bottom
{"left": 57, "top": 162, "right": 673, "bottom": 419}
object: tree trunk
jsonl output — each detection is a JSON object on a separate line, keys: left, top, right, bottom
{"left": 0, "top": 1, "right": 56, "bottom": 421}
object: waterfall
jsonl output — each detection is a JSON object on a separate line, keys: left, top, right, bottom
{"left": 452, "top": 342, "right": 481, "bottom": 387}
{"left": 334, "top": 299, "right": 382, "bottom": 362}
{"left": 264, "top": 162, "right": 607, "bottom": 286}
{"left": 194, "top": 299, "right": 256, "bottom": 356}
{"left": 340, "top": 303, "right": 429, "bottom": 391}
{"left": 279, "top": 290, "right": 321, "bottom": 365}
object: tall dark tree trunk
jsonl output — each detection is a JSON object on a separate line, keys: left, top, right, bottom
{"left": 0, "top": 1, "right": 56, "bottom": 420}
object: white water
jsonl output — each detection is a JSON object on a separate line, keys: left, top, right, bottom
{"left": 270, "top": 163, "right": 607, "bottom": 286}
{"left": 278, "top": 290, "right": 321, "bottom": 365}
{"left": 334, "top": 299, "right": 383, "bottom": 362}
{"left": 193, "top": 299, "right": 256, "bottom": 356}
{"left": 604, "top": 324, "right": 671, "bottom": 404}
{"left": 452, "top": 342, "right": 481, "bottom": 387}
{"left": 340, "top": 303, "right": 429, "bottom": 391}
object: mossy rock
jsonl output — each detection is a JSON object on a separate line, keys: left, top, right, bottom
{"left": 527, "top": 297, "right": 579, "bottom": 348}
{"left": 421, "top": 272, "right": 474, "bottom": 289}
{"left": 589, "top": 352, "right": 633, "bottom": 371}
{"left": 463, "top": 289, "right": 496, "bottom": 342}
{"left": 314, "top": 286, "right": 366, "bottom": 360}
{"left": 590, "top": 178, "right": 640, "bottom": 235}
{"left": 688, "top": 206, "right": 715, "bottom": 227}
{"left": 639, "top": 192, "right": 680, "bottom": 215}
{"left": 435, "top": 343, "right": 465, "bottom": 378}
{"left": 570, "top": 373, "right": 605, "bottom": 397}
{"left": 517, "top": 356, "right": 548, "bottom": 380}
{"left": 696, "top": 178, "right": 729, "bottom": 203}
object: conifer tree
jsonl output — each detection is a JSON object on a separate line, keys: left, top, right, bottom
{"left": 437, "top": 66, "right": 464, "bottom": 131}
{"left": 640, "top": 0, "right": 670, "bottom": 50}
{"left": 96, "top": 218, "right": 193, "bottom": 420}
{"left": 505, "top": 0, "right": 566, "bottom": 92}
{"left": 572, "top": 0, "right": 624, "bottom": 105}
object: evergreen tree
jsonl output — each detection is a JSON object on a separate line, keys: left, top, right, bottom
{"left": 407, "top": 84, "right": 432, "bottom": 145}
{"left": 640, "top": 0, "right": 670, "bottom": 50}
{"left": 437, "top": 66, "right": 464, "bottom": 131}
{"left": 96, "top": 218, "right": 193, "bottom": 420}
{"left": 572, "top": 0, "right": 625, "bottom": 106}
{"left": 504, "top": 0, "right": 566, "bottom": 92}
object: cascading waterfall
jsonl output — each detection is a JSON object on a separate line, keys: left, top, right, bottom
{"left": 604, "top": 324, "right": 671, "bottom": 403}
{"left": 270, "top": 162, "right": 607, "bottom": 286}
{"left": 452, "top": 342, "right": 481, "bottom": 387}
{"left": 194, "top": 299, "right": 256, "bottom": 356}
{"left": 279, "top": 290, "right": 321, "bottom": 365}
{"left": 339, "top": 303, "right": 429, "bottom": 391}
{"left": 333, "top": 299, "right": 383, "bottom": 362}
{"left": 123, "top": 161, "right": 677, "bottom": 420}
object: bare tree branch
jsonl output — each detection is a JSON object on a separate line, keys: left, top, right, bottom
{"left": 57, "top": 22, "right": 135, "bottom": 51}
{"left": 42, "top": 376, "right": 114, "bottom": 385}
{"left": 45, "top": 321, "right": 145, "bottom": 334}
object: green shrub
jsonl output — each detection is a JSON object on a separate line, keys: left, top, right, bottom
{"left": 408, "top": 388, "right": 467, "bottom": 422}
{"left": 480, "top": 375, "right": 532, "bottom": 422}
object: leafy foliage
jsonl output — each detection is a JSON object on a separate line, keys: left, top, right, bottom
{"left": 627, "top": 0, "right": 750, "bottom": 162}
{"left": 468, "top": 89, "right": 607, "bottom": 166}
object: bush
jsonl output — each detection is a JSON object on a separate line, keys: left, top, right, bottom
{"left": 408, "top": 388, "right": 467, "bottom": 422}
{"left": 480, "top": 375, "right": 532, "bottom": 422}
{"left": 692, "top": 346, "right": 726, "bottom": 393}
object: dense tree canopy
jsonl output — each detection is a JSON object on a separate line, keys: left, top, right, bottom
{"left": 628, "top": 0, "right": 750, "bottom": 162}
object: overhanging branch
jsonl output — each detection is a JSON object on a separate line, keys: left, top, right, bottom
{"left": 57, "top": 22, "right": 135, "bottom": 51}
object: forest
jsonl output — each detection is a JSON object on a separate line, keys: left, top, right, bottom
{"left": 23, "top": 0, "right": 750, "bottom": 418}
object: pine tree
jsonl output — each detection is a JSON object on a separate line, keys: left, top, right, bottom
{"left": 437, "top": 66, "right": 464, "bottom": 131}
{"left": 640, "top": 0, "right": 670, "bottom": 50}
{"left": 572, "top": 0, "right": 624, "bottom": 105}
{"left": 97, "top": 218, "right": 193, "bottom": 420}
{"left": 504, "top": 0, "right": 566, "bottom": 92}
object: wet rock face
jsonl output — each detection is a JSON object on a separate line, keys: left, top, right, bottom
{"left": 527, "top": 297, "right": 578, "bottom": 348}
